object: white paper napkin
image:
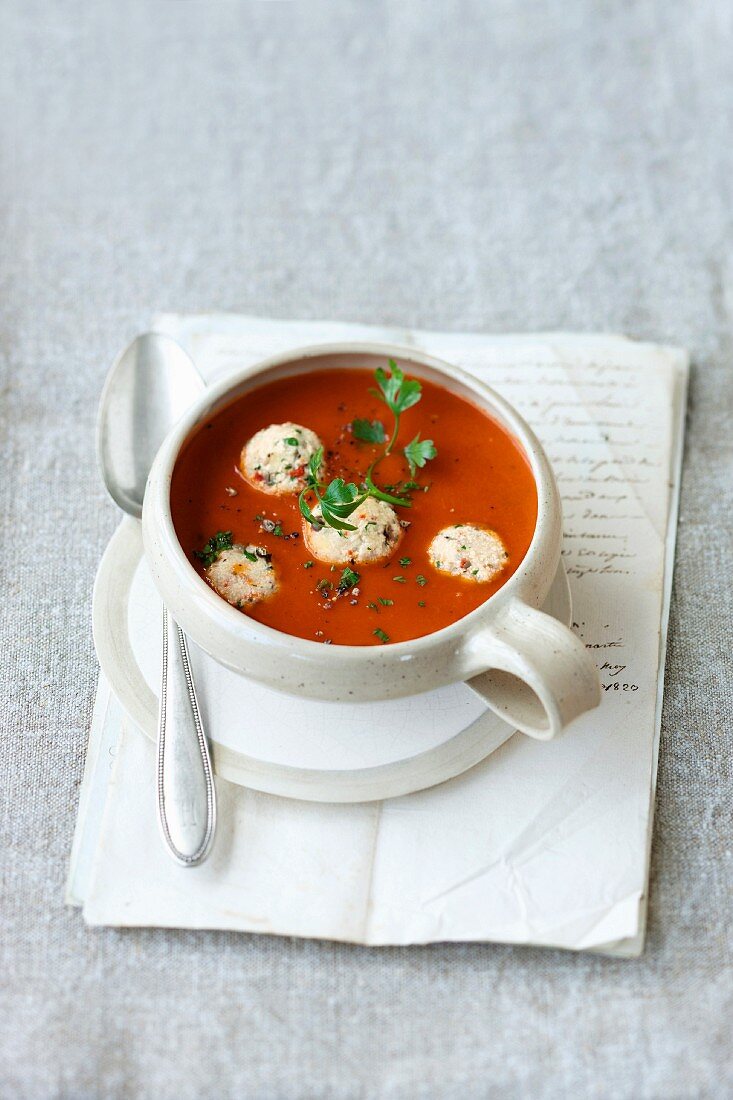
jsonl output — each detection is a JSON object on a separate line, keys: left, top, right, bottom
{"left": 68, "top": 318, "right": 688, "bottom": 955}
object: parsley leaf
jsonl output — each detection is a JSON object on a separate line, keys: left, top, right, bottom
{"left": 374, "top": 360, "right": 422, "bottom": 417}
{"left": 321, "top": 479, "right": 363, "bottom": 514}
{"left": 338, "top": 567, "right": 361, "bottom": 591}
{"left": 319, "top": 478, "right": 368, "bottom": 531}
{"left": 372, "top": 360, "right": 423, "bottom": 456}
{"left": 404, "top": 433, "right": 437, "bottom": 477}
{"left": 307, "top": 446, "right": 324, "bottom": 485}
{"left": 352, "top": 418, "right": 386, "bottom": 444}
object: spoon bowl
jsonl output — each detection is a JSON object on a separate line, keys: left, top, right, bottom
{"left": 97, "top": 333, "right": 205, "bottom": 518}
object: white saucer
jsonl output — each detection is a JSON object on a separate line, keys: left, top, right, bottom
{"left": 93, "top": 518, "right": 571, "bottom": 802}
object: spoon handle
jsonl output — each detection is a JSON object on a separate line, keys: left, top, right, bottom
{"left": 157, "top": 606, "right": 217, "bottom": 866}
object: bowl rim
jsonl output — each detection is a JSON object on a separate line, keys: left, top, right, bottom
{"left": 144, "top": 340, "right": 561, "bottom": 659}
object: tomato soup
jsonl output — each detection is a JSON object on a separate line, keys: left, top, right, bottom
{"left": 171, "top": 367, "right": 537, "bottom": 645}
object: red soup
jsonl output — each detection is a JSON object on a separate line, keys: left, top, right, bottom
{"left": 171, "top": 366, "right": 537, "bottom": 646}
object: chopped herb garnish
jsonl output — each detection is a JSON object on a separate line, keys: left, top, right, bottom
{"left": 243, "top": 549, "right": 258, "bottom": 563}
{"left": 416, "top": 574, "right": 428, "bottom": 586}
{"left": 392, "top": 576, "right": 407, "bottom": 583}
{"left": 284, "top": 436, "right": 299, "bottom": 446}
{"left": 339, "top": 567, "right": 361, "bottom": 591}
{"left": 367, "top": 601, "right": 379, "bottom": 611}
{"left": 373, "top": 628, "right": 390, "bottom": 644}
{"left": 316, "top": 579, "right": 333, "bottom": 594}
{"left": 194, "top": 530, "right": 233, "bottom": 567}
{"left": 377, "top": 597, "right": 394, "bottom": 606}
{"left": 303, "top": 561, "right": 314, "bottom": 569}
{"left": 352, "top": 418, "right": 386, "bottom": 444}
{"left": 272, "top": 524, "right": 284, "bottom": 537}
{"left": 418, "top": 600, "right": 426, "bottom": 607}
{"left": 399, "top": 557, "right": 412, "bottom": 567}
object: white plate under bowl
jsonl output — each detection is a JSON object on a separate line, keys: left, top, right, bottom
{"left": 93, "top": 518, "right": 571, "bottom": 803}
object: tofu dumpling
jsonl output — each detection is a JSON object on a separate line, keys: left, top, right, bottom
{"left": 241, "top": 422, "right": 323, "bottom": 495}
{"left": 206, "top": 545, "right": 278, "bottom": 607}
{"left": 428, "top": 524, "right": 507, "bottom": 582}
{"left": 303, "top": 496, "right": 403, "bottom": 565}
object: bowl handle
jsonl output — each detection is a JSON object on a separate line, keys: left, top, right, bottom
{"left": 465, "top": 598, "right": 601, "bottom": 740}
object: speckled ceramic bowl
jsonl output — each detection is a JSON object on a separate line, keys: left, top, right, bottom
{"left": 142, "top": 343, "right": 600, "bottom": 739}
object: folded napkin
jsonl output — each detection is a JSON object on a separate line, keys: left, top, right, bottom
{"left": 68, "top": 318, "right": 688, "bottom": 955}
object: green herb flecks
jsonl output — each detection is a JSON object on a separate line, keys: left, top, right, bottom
{"left": 373, "top": 628, "right": 390, "bottom": 644}
{"left": 339, "top": 567, "right": 361, "bottom": 592}
{"left": 194, "top": 530, "right": 233, "bottom": 567}
{"left": 377, "top": 597, "right": 394, "bottom": 606}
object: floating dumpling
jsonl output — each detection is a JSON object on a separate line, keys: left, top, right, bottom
{"left": 206, "top": 545, "right": 278, "bottom": 607}
{"left": 303, "top": 497, "right": 403, "bottom": 565}
{"left": 241, "top": 422, "right": 323, "bottom": 495}
{"left": 428, "top": 524, "right": 507, "bottom": 582}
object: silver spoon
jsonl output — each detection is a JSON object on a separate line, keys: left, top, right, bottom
{"left": 97, "top": 332, "right": 217, "bottom": 866}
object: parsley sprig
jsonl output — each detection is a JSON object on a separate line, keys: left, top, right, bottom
{"left": 372, "top": 361, "right": 423, "bottom": 455}
{"left": 298, "top": 448, "right": 368, "bottom": 532}
{"left": 299, "top": 361, "right": 437, "bottom": 533}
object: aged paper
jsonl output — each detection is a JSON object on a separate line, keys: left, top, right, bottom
{"left": 71, "top": 319, "right": 687, "bottom": 954}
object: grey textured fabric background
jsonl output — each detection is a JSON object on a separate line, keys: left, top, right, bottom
{"left": 2, "top": 1, "right": 732, "bottom": 1097}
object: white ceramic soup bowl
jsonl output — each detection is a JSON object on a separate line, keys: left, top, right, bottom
{"left": 143, "top": 343, "right": 600, "bottom": 740}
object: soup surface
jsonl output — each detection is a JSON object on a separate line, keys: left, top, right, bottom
{"left": 171, "top": 366, "right": 537, "bottom": 645}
